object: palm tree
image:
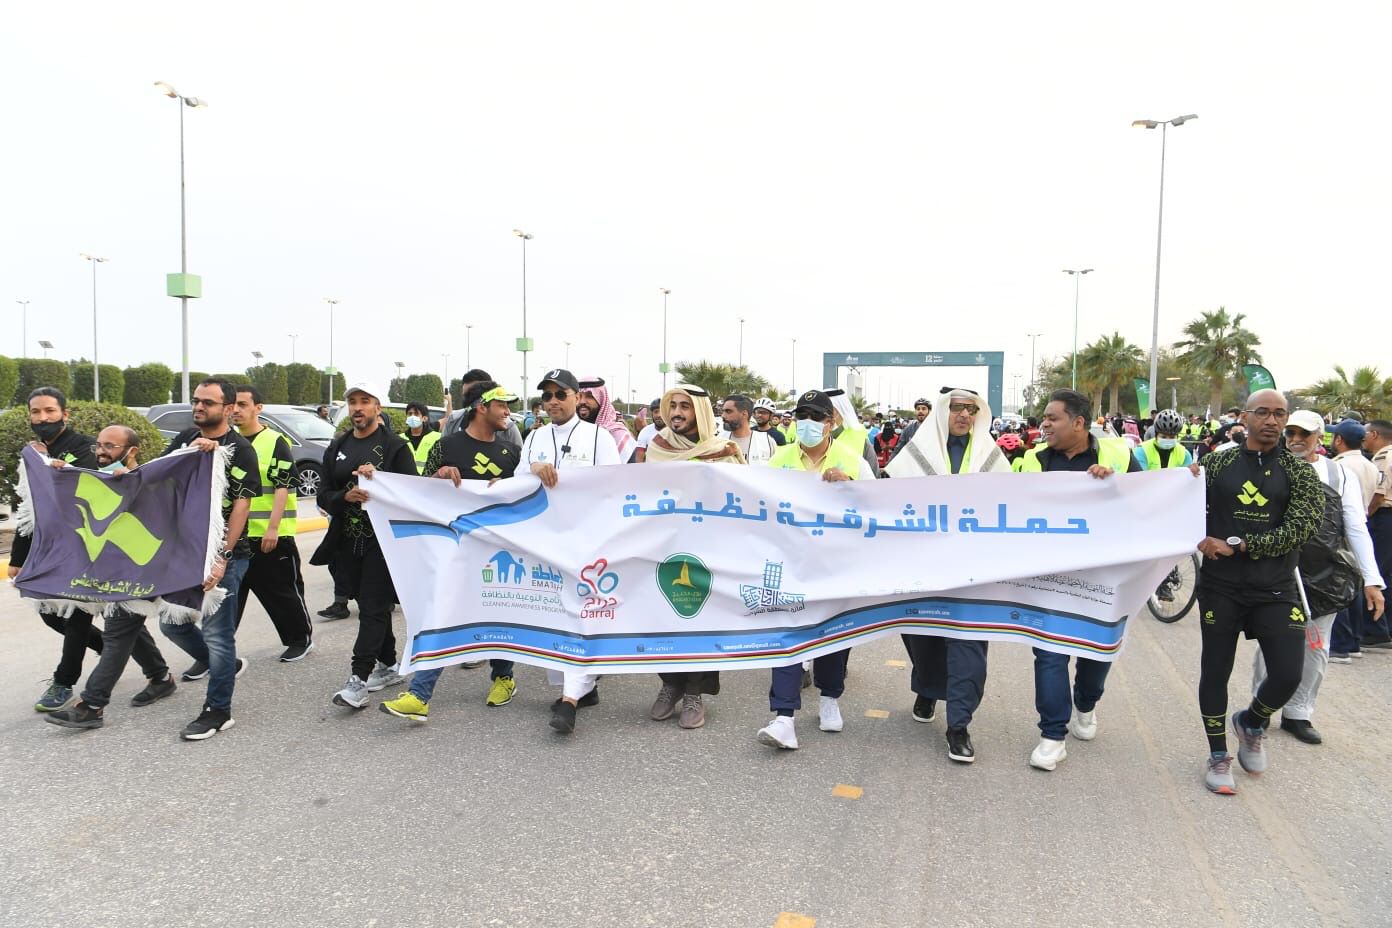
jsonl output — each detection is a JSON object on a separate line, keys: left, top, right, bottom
{"left": 673, "top": 361, "right": 772, "bottom": 400}
{"left": 1173, "top": 307, "right": 1263, "bottom": 414}
{"left": 1298, "top": 365, "right": 1391, "bottom": 421}
{"left": 1078, "top": 332, "right": 1144, "bottom": 415}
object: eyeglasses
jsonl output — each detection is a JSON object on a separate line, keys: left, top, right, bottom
{"left": 795, "top": 409, "right": 829, "bottom": 422}
{"left": 540, "top": 390, "right": 569, "bottom": 401}
{"left": 1244, "top": 408, "right": 1289, "bottom": 421}
{"left": 949, "top": 403, "right": 980, "bottom": 415}
{"left": 91, "top": 443, "right": 128, "bottom": 454}
{"left": 190, "top": 398, "right": 223, "bottom": 407}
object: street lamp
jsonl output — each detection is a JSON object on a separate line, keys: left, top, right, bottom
{"left": 394, "top": 361, "right": 404, "bottom": 395}
{"left": 154, "top": 81, "right": 207, "bottom": 406}
{"left": 564, "top": 341, "right": 571, "bottom": 369}
{"left": 1062, "top": 269, "right": 1094, "bottom": 389}
{"left": 80, "top": 254, "right": 108, "bottom": 400}
{"left": 1165, "top": 375, "right": 1182, "bottom": 411}
{"left": 659, "top": 288, "right": 671, "bottom": 391}
{"left": 250, "top": 350, "right": 263, "bottom": 386}
{"left": 790, "top": 337, "right": 797, "bottom": 392}
{"left": 738, "top": 317, "right": 745, "bottom": 368}
{"left": 323, "top": 298, "right": 340, "bottom": 403}
{"left": 288, "top": 333, "right": 298, "bottom": 363}
{"left": 441, "top": 353, "right": 451, "bottom": 386}
{"left": 39, "top": 339, "right": 54, "bottom": 359}
{"left": 464, "top": 323, "right": 473, "bottom": 372}
{"left": 15, "top": 301, "right": 28, "bottom": 359}
{"left": 513, "top": 229, "right": 534, "bottom": 402}
{"left": 1026, "top": 332, "right": 1043, "bottom": 407}
{"left": 1133, "top": 113, "right": 1198, "bottom": 414}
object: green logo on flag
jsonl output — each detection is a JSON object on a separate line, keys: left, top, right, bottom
{"left": 656, "top": 553, "right": 712, "bottom": 618}
{"left": 72, "top": 474, "right": 164, "bottom": 566}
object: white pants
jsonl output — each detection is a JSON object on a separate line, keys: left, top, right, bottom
{"left": 546, "top": 669, "right": 599, "bottom": 701}
{"left": 1251, "top": 612, "right": 1334, "bottom": 721}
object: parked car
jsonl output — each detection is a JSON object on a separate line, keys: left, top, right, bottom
{"left": 330, "top": 402, "right": 446, "bottom": 430}
{"left": 145, "top": 403, "right": 338, "bottom": 498}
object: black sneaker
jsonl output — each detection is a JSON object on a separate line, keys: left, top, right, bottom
{"left": 946, "top": 726, "right": 975, "bottom": 763}
{"left": 1361, "top": 635, "right": 1392, "bottom": 649}
{"left": 45, "top": 702, "right": 105, "bottom": 729}
{"left": 317, "top": 602, "right": 351, "bottom": 621}
{"left": 576, "top": 686, "right": 600, "bottom": 708}
{"left": 279, "top": 642, "right": 314, "bottom": 663}
{"left": 181, "top": 660, "right": 209, "bottom": 682}
{"left": 549, "top": 699, "right": 577, "bottom": 734}
{"left": 131, "top": 675, "right": 177, "bottom": 708}
{"left": 182, "top": 706, "right": 235, "bottom": 741}
{"left": 1280, "top": 718, "right": 1323, "bottom": 745}
{"left": 912, "top": 696, "right": 937, "bottom": 723}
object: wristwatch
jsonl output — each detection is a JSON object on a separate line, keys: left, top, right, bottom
{"left": 1225, "top": 536, "right": 1243, "bottom": 550}
{"left": 218, "top": 548, "right": 234, "bottom": 561}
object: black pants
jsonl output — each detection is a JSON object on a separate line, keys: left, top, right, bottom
{"left": 903, "top": 633, "right": 989, "bottom": 729}
{"left": 658, "top": 671, "right": 720, "bottom": 696}
{"left": 1198, "top": 589, "right": 1306, "bottom": 753}
{"left": 42, "top": 611, "right": 103, "bottom": 688}
{"left": 235, "top": 536, "right": 313, "bottom": 647}
{"left": 337, "top": 538, "right": 397, "bottom": 680}
{"left": 78, "top": 607, "right": 170, "bottom": 709}
{"left": 770, "top": 650, "right": 848, "bottom": 713}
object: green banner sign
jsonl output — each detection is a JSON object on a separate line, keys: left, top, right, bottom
{"left": 1133, "top": 379, "right": 1151, "bottom": 415}
{"left": 1242, "top": 364, "right": 1276, "bottom": 392}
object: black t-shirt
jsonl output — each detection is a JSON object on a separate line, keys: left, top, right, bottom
{"left": 323, "top": 426, "right": 416, "bottom": 540}
{"left": 163, "top": 427, "right": 262, "bottom": 559}
{"left": 10, "top": 426, "right": 99, "bottom": 568}
{"left": 1034, "top": 437, "right": 1145, "bottom": 473}
{"left": 426, "top": 431, "right": 520, "bottom": 481}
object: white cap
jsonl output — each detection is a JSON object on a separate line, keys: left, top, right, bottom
{"left": 1288, "top": 409, "right": 1324, "bottom": 434}
{"left": 343, "top": 381, "right": 386, "bottom": 403}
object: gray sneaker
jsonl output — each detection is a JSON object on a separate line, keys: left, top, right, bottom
{"left": 1204, "top": 753, "right": 1237, "bottom": 795}
{"left": 35, "top": 682, "right": 73, "bottom": 713}
{"left": 365, "top": 662, "right": 405, "bottom": 693}
{"left": 650, "top": 683, "right": 682, "bottom": 721}
{"left": 1232, "top": 712, "right": 1267, "bottom": 775}
{"left": 332, "top": 675, "right": 370, "bottom": 709}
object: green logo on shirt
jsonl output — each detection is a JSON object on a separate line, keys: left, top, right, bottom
{"left": 472, "top": 452, "right": 502, "bottom": 477}
{"left": 1237, "top": 481, "right": 1268, "bottom": 507}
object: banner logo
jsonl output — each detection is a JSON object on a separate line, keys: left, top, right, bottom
{"left": 740, "top": 560, "right": 805, "bottom": 615}
{"left": 578, "top": 558, "right": 621, "bottom": 619}
{"left": 1237, "top": 481, "right": 1268, "bottom": 507}
{"left": 73, "top": 474, "right": 163, "bottom": 566}
{"left": 657, "top": 553, "right": 712, "bottom": 618}
{"left": 390, "top": 487, "right": 549, "bottom": 541}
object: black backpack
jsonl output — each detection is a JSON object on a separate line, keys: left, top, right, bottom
{"left": 1298, "top": 461, "right": 1361, "bottom": 617}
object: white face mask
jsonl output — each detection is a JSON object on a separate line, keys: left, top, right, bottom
{"left": 1157, "top": 437, "right": 1177, "bottom": 450}
{"left": 405, "top": 415, "right": 423, "bottom": 429}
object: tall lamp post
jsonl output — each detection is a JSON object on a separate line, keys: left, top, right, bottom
{"left": 1166, "top": 375, "right": 1182, "bottom": 411}
{"left": 738, "top": 317, "right": 745, "bottom": 368}
{"left": 323, "top": 298, "right": 340, "bottom": 404}
{"left": 288, "top": 333, "right": 298, "bottom": 363}
{"left": 15, "top": 301, "right": 28, "bottom": 358}
{"left": 441, "top": 353, "right": 451, "bottom": 387}
{"left": 1062, "top": 269, "right": 1093, "bottom": 389}
{"left": 154, "top": 82, "right": 207, "bottom": 407}
{"left": 790, "top": 338, "right": 797, "bottom": 392}
{"left": 394, "top": 361, "right": 404, "bottom": 397}
{"left": 513, "top": 229, "right": 533, "bottom": 403}
{"left": 564, "top": 341, "right": 571, "bottom": 369}
{"left": 80, "top": 254, "right": 108, "bottom": 400}
{"left": 1133, "top": 113, "right": 1198, "bottom": 412}
{"left": 659, "top": 288, "right": 671, "bottom": 391}
{"left": 464, "top": 323, "right": 473, "bottom": 372}
{"left": 1026, "top": 331, "right": 1043, "bottom": 408}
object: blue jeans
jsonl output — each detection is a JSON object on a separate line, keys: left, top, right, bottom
{"left": 1033, "top": 647, "right": 1110, "bottom": 741}
{"left": 160, "top": 556, "right": 249, "bottom": 712}
{"left": 410, "top": 659, "right": 514, "bottom": 702}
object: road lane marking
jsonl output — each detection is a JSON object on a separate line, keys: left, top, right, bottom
{"left": 831, "top": 784, "right": 863, "bottom": 800}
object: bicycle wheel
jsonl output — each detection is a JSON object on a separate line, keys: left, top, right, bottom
{"left": 1148, "top": 552, "right": 1200, "bottom": 623}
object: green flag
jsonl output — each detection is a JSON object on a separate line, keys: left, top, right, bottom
{"left": 1133, "top": 379, "right": 1152, "bottom": 415}
{"left": 1243, "top": 364, "right": 1276, "bottom": 392}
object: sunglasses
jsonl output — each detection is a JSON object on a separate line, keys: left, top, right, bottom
{"left": 1283, "top": 427, "right": 1313, "bottom": 439}
{"left": 949, "top": 403, "right": 980, "bottom": 415}
{"left": 795, "top": 409, "right": 829, "bottom": 422}
{"left": 540, "top": 390, "right": 570, "bottom": 401}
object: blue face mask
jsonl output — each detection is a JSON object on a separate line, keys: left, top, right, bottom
{"left": 1157, "top": 437, "right": 1177, "bottom": 450}
{"left": 795, "top": 419, "right": 825, "bottom": 447}
{"left": 100, "top": 459, "right": 126, "bottom": 474}
{"left": 405, "top": 415, "right": 423, "bottom": 429}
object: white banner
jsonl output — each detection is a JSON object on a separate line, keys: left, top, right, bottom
{"left": 365, "top": 465, "right": 1204, "bottom": 675}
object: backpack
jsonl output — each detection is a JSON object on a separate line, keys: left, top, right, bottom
{"left": 1298, "top": 460, "right": 1361, "bottom": 617}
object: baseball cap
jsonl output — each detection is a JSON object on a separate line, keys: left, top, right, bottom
{"left": 479, "top": 386, "right": 519, "bottom": 405}
{"left": 1333, "top": 419, "right": 1366, "bottom": 445}
{"left": 793, "top": 390, "right": 834, "bottom": 417}
{"left": 536, "top": 368, "right": 580, "bottom": 392}
{"left": 1286, "top": 410, "right": 1324, "bottom": 435}
{"left": 343, "top": 381, "right": 386, "bottom": 403}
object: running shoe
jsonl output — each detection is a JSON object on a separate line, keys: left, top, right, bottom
{"left": 1204, "top": 753, "right": 1237, "bottom": 795}
{"left": 650, "top": 683, "right": 681, "bottom": 721}
{"left": 1029, "top": 737, "right": 1067, "bottom": 771}
{"left": 44, "top": 702, "right": 104, "bottom": 729}
{"left": 678, "top": 694, "right": 705, "bottom": 729}
{"left": 549, "top": 699, "right": 577, "bottom": 734}
{"left": 1069, "top": 709, "right": 1098, "bottom": 741}
{"left": 380, "top": 692, "right": 429, "bottom": 722}
{"left": 365, "top": 662, "right": 404, "bottom": 692}
{"left": 333, "top": 675, "right": 370, "bottom": 709}
{"left": 818, "top": 696, "right": 843, "bottom": 732}
{"left": 182, "top": 706, "right": 235, "bottom": 741}
{"left": 130, "top": 675, "right": 177, "bottom": 708}
{"left": 485, "top": 676, "right": 517, "bottom": 707}
{"left": 1232, "top": 711, "right": 1267, "bottom": 774}
{"left": 35, "top": 682, "right": 73, "bottom": 713}
{"left": 912, "top": 696, "right": 937, "bottom": 723}
{"left": 757, "top": 715, "right": 798, "bottom": 749}
{"left": 279, "top": 642, "right": 314, "bottom": 663}
{"left": 316, "top": 601, "right": 350, "bottom": 621}
{"left": 946, "top": 727, "right": 975, "bottom": 763}
{"left": 180, "top": 660, "right": 209, "bottom": 682}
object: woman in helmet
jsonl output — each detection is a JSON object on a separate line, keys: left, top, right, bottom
{"left": 1135, "top": 408, "right": 1193, "bottom": 470}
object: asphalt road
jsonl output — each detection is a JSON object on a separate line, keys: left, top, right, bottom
{"left": 2, "top": 532, "right": 1388, "bottom": 928}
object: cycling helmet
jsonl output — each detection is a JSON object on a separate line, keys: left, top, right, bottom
{"left": 996, "top": 433, "right": 1022, "bottom": 451}
{"left": 1154, "top": 409, "right": 1184, "bottom": 433}
{"left": 753, "top": 398, "right": 777, "bottom": 412}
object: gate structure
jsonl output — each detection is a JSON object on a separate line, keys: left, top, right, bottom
{"left": 822, "top": 351, "right": 1004, "bottom": 415}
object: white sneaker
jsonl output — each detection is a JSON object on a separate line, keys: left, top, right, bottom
{"left": 332, "top": 675, "right": 370, "bottom": 709}
{"left": 1069, "top": 709, "right": 1098, "bottom": 741}
{"left": 365, "top": 661, "right": 405, "bottom": 692}
{"left": 1029, "top": 737, "right": 1067, "bottom": 771}
{"left": 757, "top": 715, "right": 799, "bottom": 750}
{"left": 818, "top": 696, "right": 844, "bottom": 732}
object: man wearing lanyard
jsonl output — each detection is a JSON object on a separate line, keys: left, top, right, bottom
{"left": 518, "top": 369, "right": 622, "bottom": 733}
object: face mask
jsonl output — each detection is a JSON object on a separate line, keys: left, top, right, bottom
{"left": 100, "top": 459, "right": 127, "bottom": 474}
{"left": 795, "top": 419, "right": 825, "bottom": 447}
{"left": 1156, "top": 438, "right": 1176, "bottom": 450}
{"left": 31, "top": 420, "right": 64, "bottom": 443}
{"left": 405, "top": 416, "right": 422, "bottom": 429}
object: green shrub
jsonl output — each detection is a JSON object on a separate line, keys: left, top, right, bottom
{"left": 285, "top": 363, "right": 320, "bottom": 405}
{"left": 123, "top": 363, "right": 175, "bottom": 406}
{"left": 249, "top": 363, "right": 290, "bottom": 404}
{"left": 0, "top": 401, "right": 165, "bottom": 506}
{"left": 13, "top": 359, "right": 72, "bottom": 406}
{"left": 69, "top": 363, "right": 125, "bottom": 404}
{"left": 403, "top": 373, "right": 444, "bottom": 406}
{"left": 0, "top": 356, "right": 19, "bottom": 410}
{"left": 335, "top": 407, "right": 406, "bottom": 435}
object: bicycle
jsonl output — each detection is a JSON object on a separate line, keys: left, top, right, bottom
{"left": 1147, "top": 551, "right": 1201, "bottom": 622}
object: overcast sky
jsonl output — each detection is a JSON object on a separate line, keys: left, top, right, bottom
{"left": 3, "top": 3, "right": 1387, "bottom": 411}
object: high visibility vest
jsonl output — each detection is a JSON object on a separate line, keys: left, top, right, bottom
{"left": 1139, "top": 439, "right": 1187, "bottom": 470}
{"left": 834, "top": 425, "right": 871, "bottom": 469}
{"left": 410, "top": 431, "right": 442, "bottom": 475}
{"left": 767, "top": 439, "right": 865, "bottom": 478}
{"left": 247, "top": 427, "right": 296, "bottom": 538}
{"left": 1017, "top": 437, "right": 1132, "bottom": 474}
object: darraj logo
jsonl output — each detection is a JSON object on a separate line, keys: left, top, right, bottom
{"left": 73, "top": 473, "right": 163, "bottom": 566}
{"left": 656, "top": 553, "right": 712, "bottom": 618}
{"left": 1237, "top": 481, "right": 1268, "bottom": 507}
{"left": 740, "top": 560, "right": 805, "bottom": 615}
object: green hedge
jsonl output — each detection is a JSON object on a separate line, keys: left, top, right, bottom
{"left": 249, "top": 363, "right": 290, "bottom": 404}
{"left": 123, "top": 363, "right": 174, "bottom": 406}
{"left": 403, "top": 373, "right": 444, "bottom": 406}
{"left": 69, "top": 363, "right": 125, "bottom": 404}
{"left": 335, "top": 408, "right": 407, "bottom": 435}
{"left": 13, "top": 359, "right": 72, "bottom": 406}
{"left": 0, "top": 401, "right": 165, "bottom": 506}
{"left": 285, "top": 363, "right": 320, "bottom": 405}
{"left": 0, "top": 357, "right": 18, "bottom": 410}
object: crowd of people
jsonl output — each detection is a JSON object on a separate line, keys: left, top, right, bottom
{"left": 13, "top": 366, "right": 1390, "bottom": 796}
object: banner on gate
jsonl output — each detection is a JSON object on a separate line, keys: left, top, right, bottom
{"left": 366, "top": 464, "right": 1205, "bottom": 675}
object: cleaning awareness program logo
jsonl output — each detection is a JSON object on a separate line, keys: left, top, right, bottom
{"left": 739, "top": 560, "right": 805, "bottom": 615}
{"left": 657, "top": 553, "right": 713, "bottom": 618}
{"left": 480, "top": 549, "right": 564, "bottom": 613}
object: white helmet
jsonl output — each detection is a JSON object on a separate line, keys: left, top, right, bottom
{"left": 753, "top": 398, "right": 777, "bottom": 412}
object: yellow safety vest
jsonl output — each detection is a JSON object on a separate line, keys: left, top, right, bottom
{"left": 247, "top": 427, "right": 296, "bottom": 538}
{"left": 767, "top": 439, "right": 864, "bottom": 478}
{"left": 1017, "top": 437, "right": 1131, "bottom": 473}
{"left": 834, "top": 425, "right": 871, "bottom": 468}
{"left": 1139, "top": 439, "right": 1187, "bottom": 470}
{"left": 410, "top": 431, "right": 442, "bottom": 475}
